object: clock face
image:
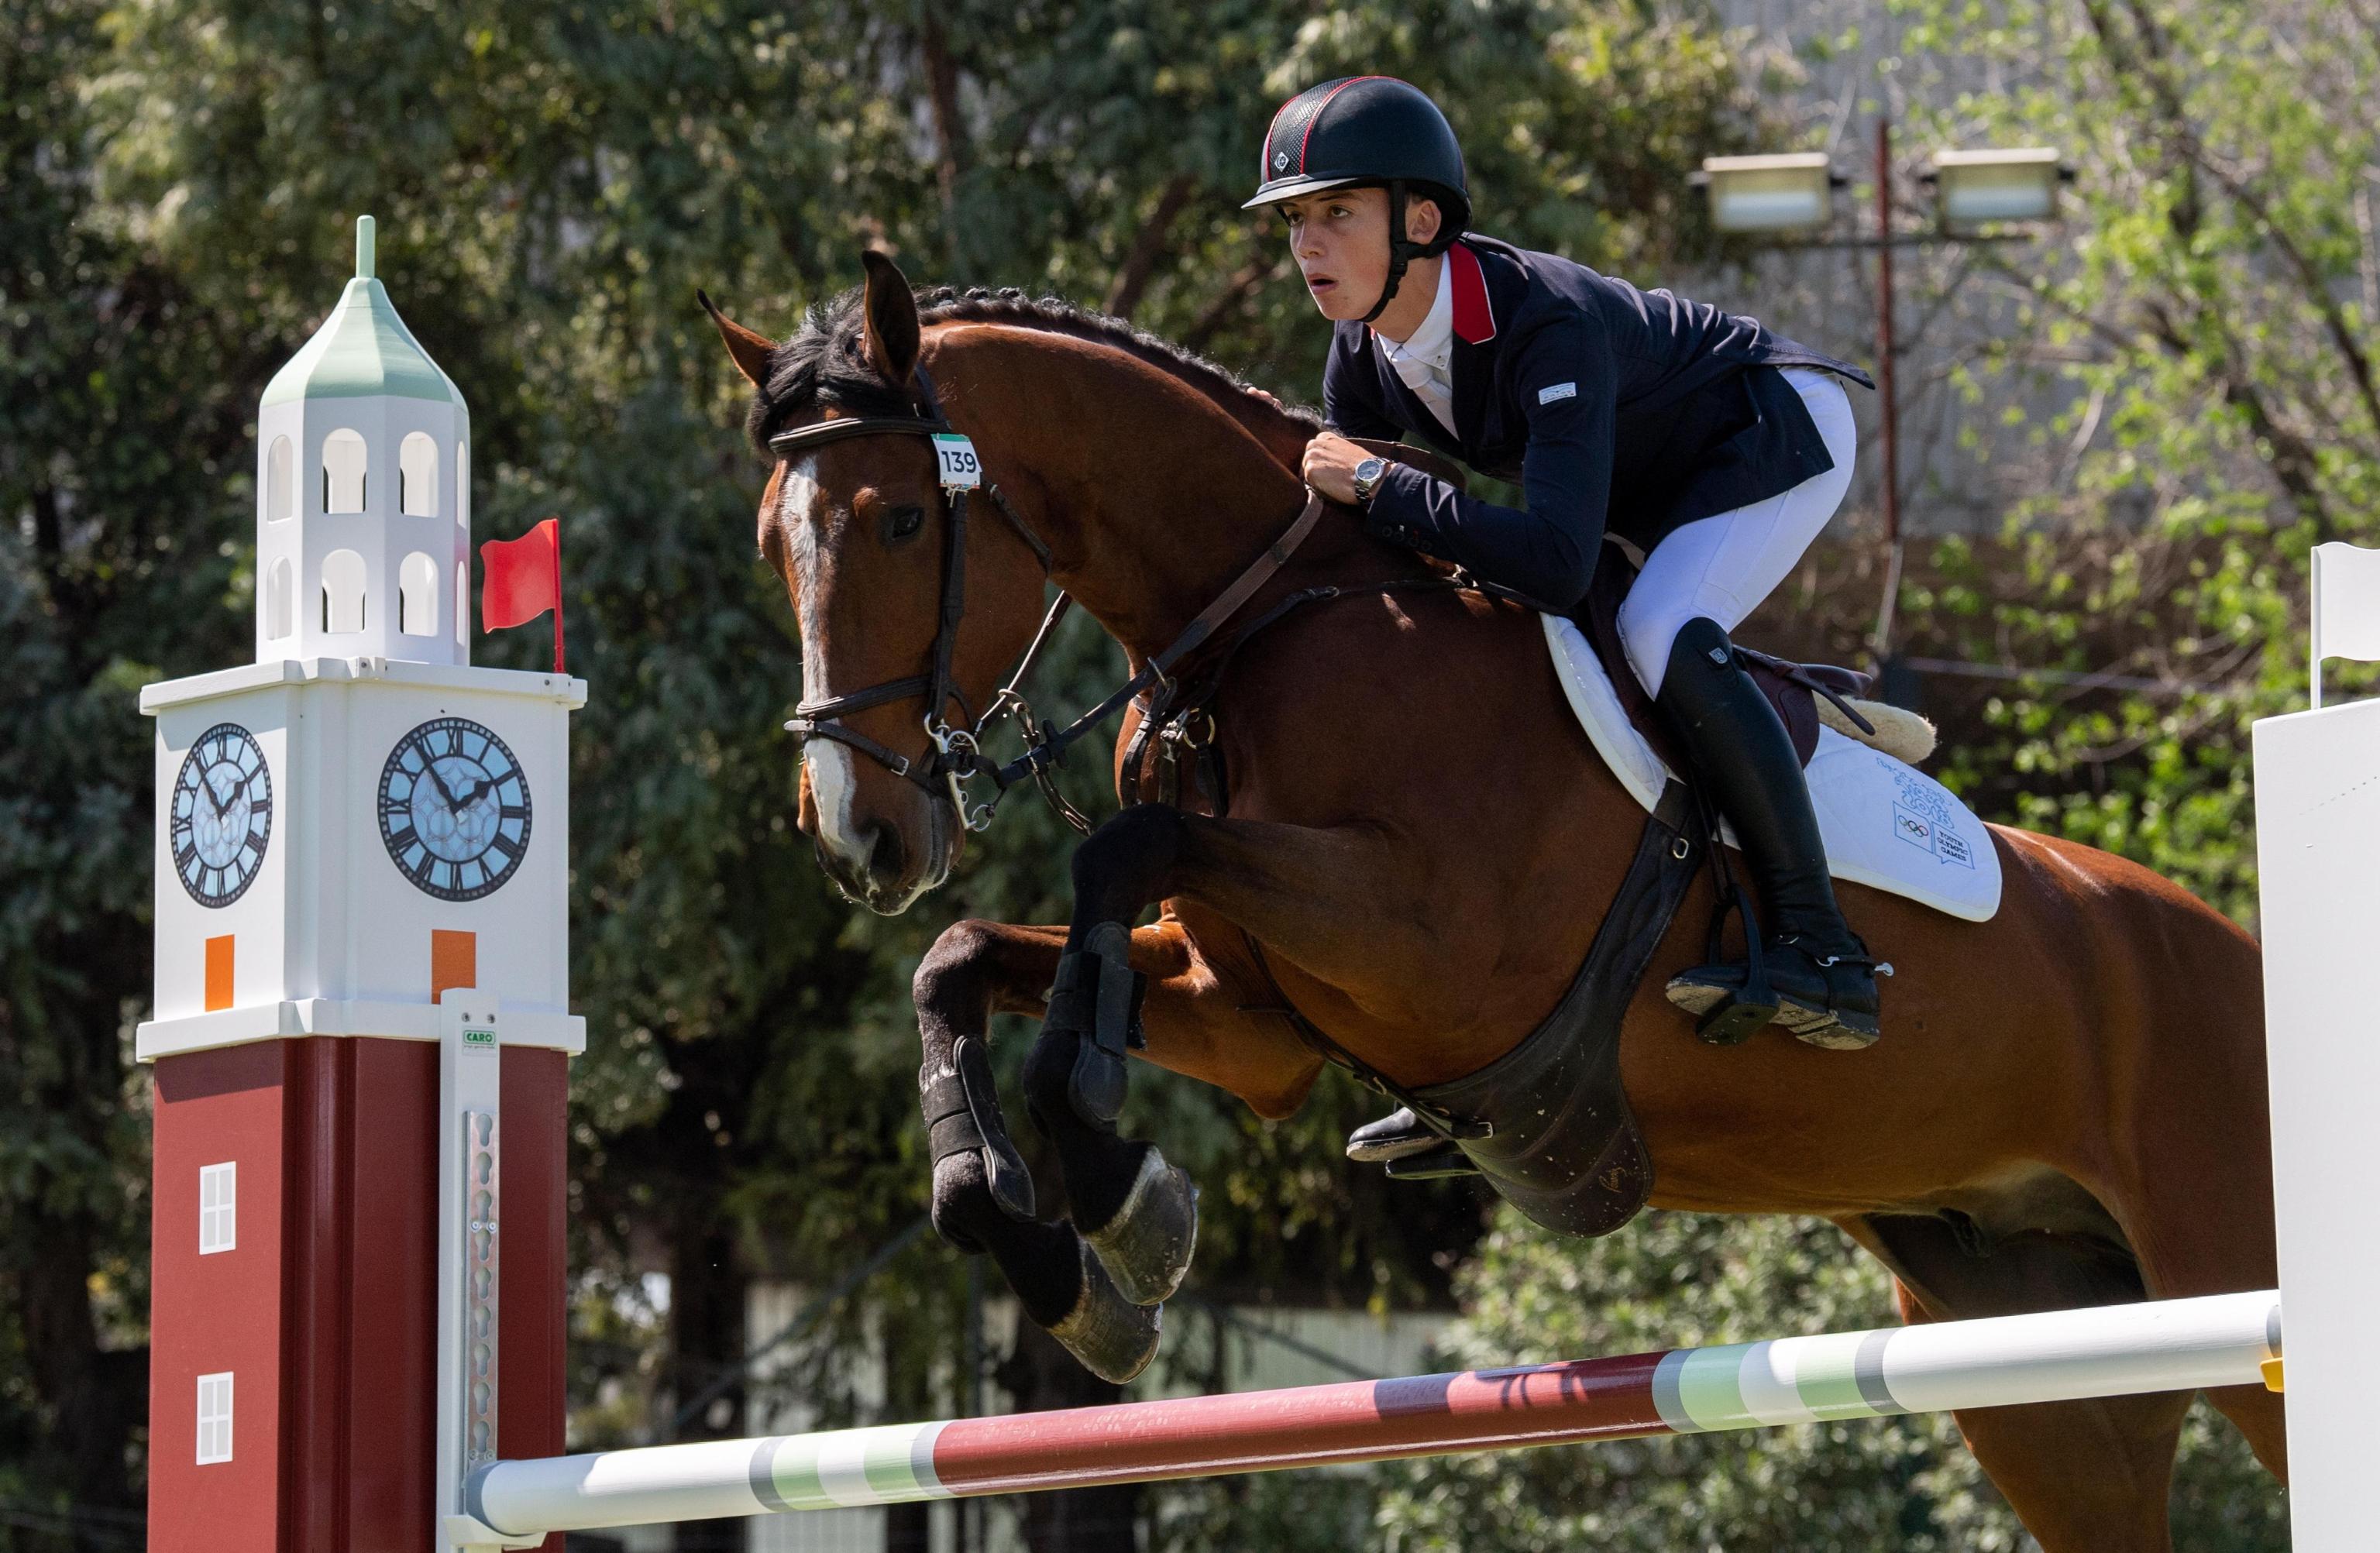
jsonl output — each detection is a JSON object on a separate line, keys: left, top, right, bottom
{"left": 170, "top": 723, "right": 273, "bottom": 909}
{"left": 378, "top": 716, "right": 533, "bottom": 902}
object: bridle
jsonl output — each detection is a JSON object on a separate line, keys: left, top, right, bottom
{"left": 768, "top": 369, "right": 1326, "bottom": 835}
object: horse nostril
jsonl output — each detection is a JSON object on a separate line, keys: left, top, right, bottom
{"left": 866, "top": 821, "right": 906, "bottom": 881}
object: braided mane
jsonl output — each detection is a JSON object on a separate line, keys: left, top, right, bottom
{"left": 745, "top": 283, "right": 1322, "bottom": 453}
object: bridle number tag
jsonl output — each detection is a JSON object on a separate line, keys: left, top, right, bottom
{"left": 933, "top": 432, "right": 983, "bottom": 490}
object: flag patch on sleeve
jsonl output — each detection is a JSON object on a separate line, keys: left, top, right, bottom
{"left": 1539, "top": 381, "right": 1579, "bottom": 404}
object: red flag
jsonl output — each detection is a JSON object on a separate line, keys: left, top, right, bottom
{"left": 480, "top": 518, "right": 565, "bottom": 672}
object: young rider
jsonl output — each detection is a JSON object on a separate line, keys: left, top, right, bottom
{"left": 1246, "top": 76, "right": 1886, "bottom": 1073}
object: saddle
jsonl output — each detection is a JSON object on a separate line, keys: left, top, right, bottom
{"left": 1346, "top": 439, "right": 1877, "bottom": 768}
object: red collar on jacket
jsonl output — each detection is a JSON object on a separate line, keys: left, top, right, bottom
{"left": 1448, "top": 241, "right": 1496, "bottom": 345}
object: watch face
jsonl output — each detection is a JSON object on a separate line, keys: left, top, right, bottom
{"left": 171, "top": 723, "right": 273, "bottom": 909}
{"left": 378, "top": 716, "right": 533, "bottom": 902}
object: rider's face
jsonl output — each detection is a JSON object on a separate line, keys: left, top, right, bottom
{"left": 1274, "top": 187, "right": 1391, "bottom": 322}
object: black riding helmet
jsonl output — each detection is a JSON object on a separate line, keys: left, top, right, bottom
{"left": 1244, "top": 77, "right": 1471, "bottom": 324}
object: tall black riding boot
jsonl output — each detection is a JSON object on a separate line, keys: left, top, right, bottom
{"left": 1655, "top": 617, "right": 1883, "bottom": 1049}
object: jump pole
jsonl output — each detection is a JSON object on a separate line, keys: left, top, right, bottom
{"left": 445, "top": 1290, "right": 2280, "bottom": 1544}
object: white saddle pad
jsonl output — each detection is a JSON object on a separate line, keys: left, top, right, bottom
{"left": 1542, "top": 614, "right": 2002, "bottom": 923}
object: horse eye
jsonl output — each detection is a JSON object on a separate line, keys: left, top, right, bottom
{"left": 886, "top": 504, "right": 927, "bottom": 541}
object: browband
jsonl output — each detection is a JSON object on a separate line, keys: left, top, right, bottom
{"left": 770, "top": 414, "right": 949, "bottom": 455}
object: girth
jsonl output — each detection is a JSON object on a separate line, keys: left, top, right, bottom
{"left": 1253, "top": 780, "right": 1705, "bottom": 1239}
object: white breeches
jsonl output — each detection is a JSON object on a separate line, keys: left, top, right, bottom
{"left": 1617, "top": 366, "right": 1859, "bottom": 696}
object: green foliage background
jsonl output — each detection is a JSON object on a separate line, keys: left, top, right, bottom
{"left": 2, "top": 0, "right": 2345, "bottom": 1544}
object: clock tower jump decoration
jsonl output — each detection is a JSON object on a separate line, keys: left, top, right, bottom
{"left": 141, "top": 216, "right": 581, "bottom": 1552}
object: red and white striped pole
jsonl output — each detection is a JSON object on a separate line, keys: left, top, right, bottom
{"left": 456, "top": 1290, "right": 2280, "bottom": 1544}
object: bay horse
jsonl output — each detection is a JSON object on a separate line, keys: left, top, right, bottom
{"left": 709, "top": 252, "right": 2282, "bottom": 1551}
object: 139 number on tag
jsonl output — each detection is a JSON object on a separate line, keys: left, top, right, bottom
{"left": 933, "top": 433, "right": 983, "bottom": 490}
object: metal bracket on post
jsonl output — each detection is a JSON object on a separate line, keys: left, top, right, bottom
{"left": 436, "top": 991, "right": 509, "bottom": 1553}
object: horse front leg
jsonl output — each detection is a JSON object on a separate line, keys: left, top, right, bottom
{"left": 1030, "top": 798, "right": 1475, "bottom": 1291}
{"left": 915, "top": 912, "right": 1314, "bottom": 1382}
{"left": 1054, "top": 803, "right": 1475, "bottom": 1063}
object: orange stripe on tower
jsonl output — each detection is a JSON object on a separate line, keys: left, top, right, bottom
{"left": 203, "top": 935, "right": 235, "bottom": 1012}
{"left": 431, "top": 929, "right": 478, "bottom": 1002}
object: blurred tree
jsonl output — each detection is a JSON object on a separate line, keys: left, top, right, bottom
{"left": 1884, "top": 0, "right": 2380, "bottom": 920}
{"left": 2, "top": 0, "right": 256, "bottom": 1540}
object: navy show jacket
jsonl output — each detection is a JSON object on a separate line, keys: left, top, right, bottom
{"left": 1324, "top": 234, "right": 1875, "bottom": 610}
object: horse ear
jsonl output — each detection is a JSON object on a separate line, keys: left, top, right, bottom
{"left": 699, "top": 290, "right": 776, "bottom": 390}
{"left": 859, "top": 249, "right": 922, "bottom": 387}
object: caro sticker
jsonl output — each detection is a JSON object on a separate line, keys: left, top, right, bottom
{"left": 1539, "top": 381, "right": 1579, "bottom": 405}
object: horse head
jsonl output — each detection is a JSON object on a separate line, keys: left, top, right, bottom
{"left": 709, "top": 253, "right": 1053, "bottom": 913}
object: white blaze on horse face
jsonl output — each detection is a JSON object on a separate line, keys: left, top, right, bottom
{"left": 783, "top": 458, "right": 873, "bottom": 878}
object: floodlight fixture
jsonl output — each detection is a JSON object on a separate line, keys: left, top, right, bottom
{"left": 1699, "top": 153, "right": 1835, "bottom": 234}
{"left": 1924, "top": 147, "right": 2068, "bottom": 226}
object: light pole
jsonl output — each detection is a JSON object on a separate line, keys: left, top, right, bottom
{"left": 1699, "top": 127, "right": 2069, "bottom": 668}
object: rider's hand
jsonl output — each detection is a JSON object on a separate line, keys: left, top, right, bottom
{"left": 1302, "top": 431, "right": 1370, "bottom": 505}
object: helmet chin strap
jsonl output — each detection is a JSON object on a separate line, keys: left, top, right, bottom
{"left": 1360, "top": 179, "right": 1419, "bottom": 325}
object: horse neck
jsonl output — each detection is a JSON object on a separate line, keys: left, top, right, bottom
{"left": 923, "top": 325, "right": 1319, "bottom": 662}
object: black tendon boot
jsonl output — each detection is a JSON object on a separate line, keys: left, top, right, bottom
{"left": 1656, "top": 617, "right": 1884, "bottom": 1049}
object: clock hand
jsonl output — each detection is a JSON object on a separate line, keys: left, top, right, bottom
{"left": 459, "top": 777, "right": 494, "bottom": 808}
{"left": 205, "top": 773, "right": 232, "bottom": 817}
{"left": 425, "top": 761, "right": 463, "bottom": 809}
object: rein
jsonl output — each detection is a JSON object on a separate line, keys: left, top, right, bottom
{"left": 769, "top": 376, "right": 1328, "bottom": 834}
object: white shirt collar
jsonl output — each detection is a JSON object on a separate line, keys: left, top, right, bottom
{"left": 1372, "top": 257, "right": 1453, "bottom": 375}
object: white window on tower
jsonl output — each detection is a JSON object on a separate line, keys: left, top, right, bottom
{"left": 399, "top": 552, "right": 439, "bottom": 637}
{"left": 400, "top": 432, "right": 439, "bottom": 517}
{"left": 456, "top": 438, "right": 469, "bottom": 535}
{"left": 267, "top": 558, "right": 295, "bottom": 640}
{"left": 198, "top": 1162, "right": 236, "bottom": 1254}
{"left": 322, "top": 428, "right": 368, "bottom": 514}
{"left": 321, "top": 548, "right": 368, "bottom": 634}
{"left": 195, "top": 1373, "right": 233, "bottom": 1465}
{"left": 267, "top": 436, "right": 294, "bottom": 522}
{"left": 456, "top": 563, "right": 469, "bottom": 646}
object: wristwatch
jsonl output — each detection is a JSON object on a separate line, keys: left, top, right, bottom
{"left": 1350, "top": 456, "right": 1388, "bottom": 504}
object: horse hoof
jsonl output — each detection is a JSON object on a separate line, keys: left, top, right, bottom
{"left": 1085, "top": 1148, "right": 1199, "bottom": 1307}
{"left": 1049, "top": 1239, "right": 1164, "bottom": 1383}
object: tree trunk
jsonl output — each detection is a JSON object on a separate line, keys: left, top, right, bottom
{"left": 17, "top": 1208, "right": 146, "bottom": 1524}
{"left": 1104, "top": 175, "right": 1199, "bottom": 321}
{"left": 669, "top": 1214, "right": 749, "bottom": 1553}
